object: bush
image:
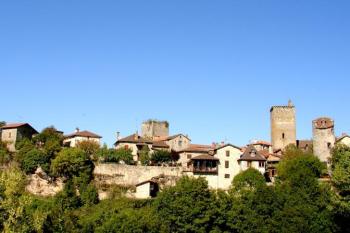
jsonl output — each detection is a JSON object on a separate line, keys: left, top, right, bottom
{"left": 51, "top": 148, "right": 93, "bottom": 178}
{"left": 102, "top": 147, "right": 133, "bottom": 165}
{"left": 151, "top": 150, "right": 172, "bottom": 164}
{"left": 20, "top": 148, "right": 50, "bottom": 174}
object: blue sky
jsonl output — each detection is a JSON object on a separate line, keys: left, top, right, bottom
{"left": 1, "top": 1, "right": 349, "bottom": 147}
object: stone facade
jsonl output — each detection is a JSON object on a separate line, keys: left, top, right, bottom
{"left": 1, "top": 123, "right": 38, "bottom": 152}
{"left": 270, "top": 101, "right": 296, "bottom": 150}
{"left": 141, "top": 120, "right": 169, "bottom": 138}
{"left": 94, "top": 163, "right": 183, "bottom": 186}
{"left": 312, "top": 117, "right": 335, "bottom": 164}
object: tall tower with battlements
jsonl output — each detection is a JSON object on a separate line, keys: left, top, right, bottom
{"left": 270, "top": 100, "right": 296, "bottom": 150}
{"left": 312, "top": 117, "right": 335, "bottom": 164}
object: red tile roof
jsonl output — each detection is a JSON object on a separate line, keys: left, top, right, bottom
{"left": 115, "top": 134, "right": 152, "bottom": 144}
{"left": 65, "top": 130, "right": 102, "bottom": 139}
{"left": 191, "top": 154, "right": 219, "bottom": 161}
{"left": 152, "top": 141, "right": 169, "bottom": 148}
{"left": 1, "top": 123, "right": 38, "bottom": 133}
{"left": 178, "top": 144, "right": 213, "bottom": 153}
{"left": 252, "top": 141, "right": 272, "bottom": 146}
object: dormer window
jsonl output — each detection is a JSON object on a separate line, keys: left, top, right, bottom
{"left": 250, "top": 151, "right": 256, "bottom": 157}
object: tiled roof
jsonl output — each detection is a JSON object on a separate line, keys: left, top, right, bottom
{"left": 258, "top": 150, "right": 271, "bottom": 159}
{"left": 252, "top": 141, "right": 272, "bottom": 146}
{"left": 1, "top": 123, "right": 38, "bottom": 133}
{"left": 214, "top": 143, "right": 241, "bottom": 151}
{"left": 337, "top": 134, "right": 350, "bottom": 142}
{"left": 296, "top": 140, "right": 313, "bottom": 150}
{"left": 191, "top": 154, "right": 219, "bottom": 161}
{"left": 152, "top": 141, "right": 169, "bottom": 148}
{"left": 267, "top": 154, "right": 281, "bottom": 162}
{"left": 65, "top": 130, "right": 102, "bottom": 139}
{"left": 116, "top": 134, "right": 152, "bottom": 144}
{"left": 178, "top": 144, "right": 213, "bottom": 153}
{"left": 238, "top": 145, "right": 266, "bottom": 161}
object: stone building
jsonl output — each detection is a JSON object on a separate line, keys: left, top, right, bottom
{"left": 63, "top": 128, "right": 102, "bottom": 147}
{"left": 312, "top": 117, "right": 335, "bottom": 164}
{"left": 141, "top": 120, "right": 169, "bottom": 138}
{"left": 0, "top": 123, "right": 38, "bottom": 152}
{"left": 270, "top": 100, "right": 296, "bottom": 150}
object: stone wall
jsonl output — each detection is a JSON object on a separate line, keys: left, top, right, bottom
{"left": 94, "top": 163, "right": 183, "bottom": 186}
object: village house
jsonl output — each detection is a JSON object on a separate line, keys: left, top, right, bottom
{"left": 238, "top": 145, "right": 267, "bottom": 174}
{"left": 63, "top": 128, "right": 102, "bottom": 147}
{"left": 336, "top": 133, "right": 350, "bottom": 147}
{"left": 177, "top": 144, "right": 213, "bottom": 167}
{"left": 0, "top": 123, "right": 38, "bottom": 152}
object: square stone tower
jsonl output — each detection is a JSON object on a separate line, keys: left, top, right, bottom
{"left": 141, "top": 120, "right": 169, "bottom": 139}
{"left": 270, "top": 100, "right": 296, "bottom": 150}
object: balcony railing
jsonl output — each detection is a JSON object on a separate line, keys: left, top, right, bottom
{"left": 192, "top": 167, "right": 218, "bottom": 174}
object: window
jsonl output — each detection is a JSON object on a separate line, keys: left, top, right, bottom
{"left": 247, "top": 161, "right": 252, "bottom": 168}
{"left": 259, "top": 162, "right": 265, "bottom": 168}
{"left": 125, "top": 145, "right": 129, "bottom": 150}
{"left": 226, "top": 150, "right": 230, "bottom": 157}
{"left": 178, "top": 140, "right": 183, "bottom": 147}
{"left": 8, "top": 132, "right": 11, "bottom": 138}
{"left": 225, "top": 161, "right": 229, "bottom": 168}
{"left": 225, "top": 174, "right": 230, "bottom": 179}
{"left": 187, "top": 154, "right": 192, "bottom": 159}
{"left": 282, "top": 133, "right": 285, "bottom": 139}
{"left": 327, "top": 142, "right": 331, "bottom": 149}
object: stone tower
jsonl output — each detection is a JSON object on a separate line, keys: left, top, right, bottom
{"left": 270, "top": 100, "right": 296, "bottom": 150}
{"left": 312, "top": 117, "right": 335, "bottom": 164}
{"left": 141, "top": 120, "right": 169, "bottom": 138}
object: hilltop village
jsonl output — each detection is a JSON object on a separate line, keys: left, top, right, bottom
{"left": 1, "top": 101, "right": 349, "bottom": 198}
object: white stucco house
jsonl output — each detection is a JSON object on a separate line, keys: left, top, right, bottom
{"left": 63, "top": 128, "right": 102, "bottom": 147}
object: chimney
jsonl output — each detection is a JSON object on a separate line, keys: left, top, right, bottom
{"left": 134, "top": 131, "right": 138, "bottom": 141}
{"left": 211, "top": 142, "right": 216, "bottom": 148}
{"left": 75, "top": 127, "right": 80, "bottom": 133}
{"left": 221, "top": 141, "right": 225, "bottom": 146}
{"left": 116, "top": 131, "right": 120, "bottom": 140}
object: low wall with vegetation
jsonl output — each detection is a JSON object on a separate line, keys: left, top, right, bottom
{"left": 94, "top": 163, "right": 184, "bottom": 186}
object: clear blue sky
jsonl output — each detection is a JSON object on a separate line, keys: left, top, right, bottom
{"left": 1, "top": 1, "right": 349, "bottom": 147}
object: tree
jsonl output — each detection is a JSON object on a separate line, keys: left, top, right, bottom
{"left": 151, "top": 150, "right": 172, "bottom": 165}
{"left": 330, "top": 144, "right": 350, "bottom": 232}
{"left": 101, "top": 147, "right": 134, "bottom": 165}
{"left": 139, "top": 146, "right": 151, "bottom": 166}
{"left": 33, "top": 126, "right": 63, "bottom": 157}
{"left": 272, "top": 148, "right": 335, "bottom": 233}
{"left": 20, "top": 148, "right": 50, "bottom": 174}
{"left": 154, "top": 176, "right": 215, "bottom": 232}
{"left": 0, "top": 141, "right": 11, "bottom": 165}
{"left": 76, "top": 140, "right": 100, "bottom": 161}
{"left": 230, "top": 168, "right": 266, "bottom": 194}
{"left": 0, "top": 166, "right": 34, "bottom": 232}
{"left": 51, "top": 148, "right": 93, "bottom": 179}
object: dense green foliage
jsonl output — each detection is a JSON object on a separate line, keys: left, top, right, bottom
{"left": 0, "top": 141, "right": 11, "bottom": 165}
{"left": 51, "top": 148, "right": 94, "bottom": 179}
{"left": 98, "top": 146, "right": 134, "bottom": 164}
{"left": 151, "top": 150, "right": 173, "bottom": 164}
